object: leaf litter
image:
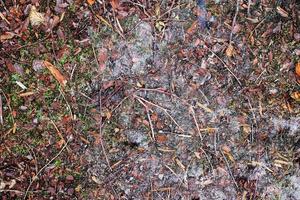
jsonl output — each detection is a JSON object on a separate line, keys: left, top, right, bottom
{"left": 0, "top": 0, "right": 299, "bottom": 199}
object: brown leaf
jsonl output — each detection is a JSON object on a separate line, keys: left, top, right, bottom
{"left": 276, "top": 6, "right": 288, "bottom": 18}
{"left": 221, "top": 145, "right": 231, "bottom": 153}
{"left": 87, "top": 0, "right": 95, "bottom": 5}
{"left": 225, "top": 44, "right": 234, "bottom": 57}
{"left": 90, "top": 131, "right": 100, "bottom": 145}
{"left": 98, "top": 48, "right": 108, "bottom": 63}
{"left": 0, "top": 32, "right": 15, "bottom": 42}
{"left": 110, "top": 0, "right": 120, "bottom": 10}
{"left": 295, "top": 62, "right": 300, "bottom": 77}
{"left": 187, "top": 20, "right": 198, "bottom": 35}
{"left": 156, "top": 134, "right": 167, "bottom": 143}
{"left": 5, "top": 60, "right": 23, "bottom": 74}
{"left": 43, "top": 61, "right": 67, "bottom": 87}
{"left": 150, "top": 113, "right": 158, "bottom": 122}
{"left": 291, "top": 91, "right": 300, "bottom": 102}
{"left": 19, "top": 92, "right": 34, "bottom": 97}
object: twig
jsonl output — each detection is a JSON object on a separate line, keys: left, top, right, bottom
{"left": 0, "top": 89, "right": 15, "bottom": 126}
{"left": 247, "top": 98, "right": 257, "bottom": 143}
{"left": 0, "top": 0, "right": 9, "bottom": 12}
{"left": 136, "top": 98, "right": 155, "bottom": 141}
{"left": 189, "top": 106, "right": 202, "bottom": 140}
{"left": 70, "top": 64, "right": 77, "bottom": 80}
{"left": 23, "top": 136, "right": 72, "bottom": 199}
{"left": 93, "top": 43, "right": 112, "bottom": 171}
{"left": 134, "top": 95, "right": 185, "bottom": 132}
{"left": 206, "top": 47, "right": 242, "bottom": 86}
{"left": 220, "top": 148, "right": 239, "bottom": 190}
{"left": 0, "top": 93, "right": 3, "bottom": 125}
{"left": 59, "top": 88, "right": 74, "bottom": 119}
{"left": 229, "top": 0, "right": 240, "bottom": 44}
{"left": 200, "top": 148, "right": 214, "bottom": 177}
{"left": 0, "top": 189, "right": 24, "bottom": 194}
{"left": 247, "top": 0, "right": 251, "bottom": 16}
{"left": 50, "top": 119, "right": 67, "bottom": 146}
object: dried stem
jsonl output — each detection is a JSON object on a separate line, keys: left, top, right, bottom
{"left": 23, "top": 136, "right": 72, "bottom": 199}
{"left": 229, "top": 0, "right": 240, "bottom": 44}
{"left": 220, "top": 148, "right": 239, "bottom": 189}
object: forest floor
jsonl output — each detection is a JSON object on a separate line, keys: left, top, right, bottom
{"left": 0, "top": 0, "right": 300, "bottom": 199}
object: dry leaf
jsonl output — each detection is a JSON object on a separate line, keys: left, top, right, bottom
{"left": 291, "top": 91, "right": 300, "bottom": 102}
{"left": 276, "top": 6, "right": 288, "bottom": 18}
{"left": 19, "top": 92, "right": 34, "bottom": 97}
{"left": 43, "top": 61, "right": 67, "bottom": 87}
{"left": 156, "top": 134, "right": 167, "bottom": 143}
{"left": 295, "top": 62, "right": 300, "bottom": 77}
{"left": 174, "top": 158, "right": 186, "bottom": 171}
{"left": 87, "top": 0, "right": 95, "bottom": 5}
{"left": 0, "top": 32, "right": 15, "bottom": 42}
{"left": 29, "top": 6, "right": 45, "bottom": 26}
{"left": 225, "top": 44, "right": 234, "bottom": 57}
{"left": 221, "top": 145, "right": 231, "bottom": 153}
{"left": 187, "top": 20, "right": 198, "bottom": 35}
{"left": 110, "top": 0, "right": 120, "bottom": 10}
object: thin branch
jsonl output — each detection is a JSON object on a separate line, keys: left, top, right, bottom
{"left": 92, "top": 44, "right": 112, "bottom": 171}
{"left": 0, "top": 93, "right": 3, "bottom": 125}
{"left": 134, "top": 95, "right": 185, "bottom": 133}
{"left": 220, "top": 148, "right": 239, "bottom": 190}
{"left": 136, "top": 98, "right": 155, "bottom": 141}
{"left": 206, "top": 47, "right": 242, "bottom": 86}
{"left": 23, "top": 136, "right": 72, "bottom": 199}
{"left": 229, "top": 0, "right": 240, "bottom": 44}
{"left": 0, "top": 89, "right": 15, "bottom": 126}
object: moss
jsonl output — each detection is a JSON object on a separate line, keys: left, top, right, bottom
{"left": 54, "top": 159, "right": 63, "bottom": 168}
{"left": 12, "top": 145, "right": 29, "bottom": 155}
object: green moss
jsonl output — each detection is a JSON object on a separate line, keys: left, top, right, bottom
{"left": 54, "top": 159, "right": 62, "bottom": 168}
{"left": 12, "top": 145, "right": 29, "bottom": 155}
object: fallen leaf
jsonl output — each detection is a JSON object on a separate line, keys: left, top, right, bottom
{"left": 197, "top": 102, "right": 213, "bottom": 113}
{"left": 5, "top": 61, "right": 23, "bottom": 75}
{"left": 97, "top": 48, "right": 108, "bottom": 63}
{"left": 295, "top": 62, "right": 300, "bottom": 77}
{"left": 110, "top": 0, "right": 120, "bottom": 10}
{"left": 19, "top": 92, "right": 34, "bottom": 97}
{"left": 29, "top": 6, "right": 45, "bottom": 26}
{"left": 0, "top": 12, "right": 10, "bottom": 24}
{"left": 187, "top": 20, "right": 198, "bottom": 34}
{"left": 291, "top": 91, "right": 300, "bottom": 102}
{"left": 87, "top": 0, "right": 95, "bottom": 5}
{"left": 225, "top": 44, "right": 234, "bottom": 57}
{"left": 43, "top": 61, "right": 67, "bottom": 87}
{"left": 156, "top": 134, "right": 167, "bottom": 143}
{"left": 276, "top": 6, "right": 288, "bottom": 18}
{"left": 174, "top": 158, "right": 186, "bottom": 171}
{"left": 90, "top": 131, "right": 100, "bottom": 145}
{"left": 221, "top": 145, "right": 231, "bottom": 153}
{"left": 155, "top": 21, "right": 165, "bottom": 32}
{"left": 0, "top": 32, "right": 15, "bottom": 42}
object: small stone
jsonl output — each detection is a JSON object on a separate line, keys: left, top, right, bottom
{"left": 158, "top": 174, "right": 164, "bottom": 180}
{"left": 19, "top": 106, "right": 27, "bottom": 111}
